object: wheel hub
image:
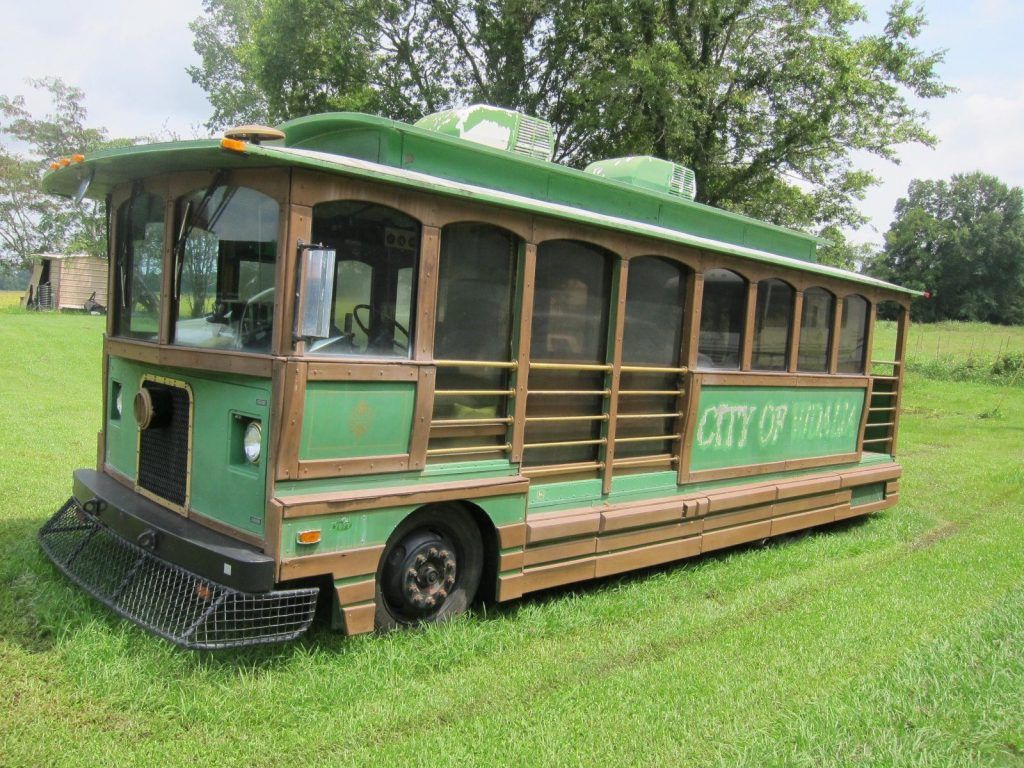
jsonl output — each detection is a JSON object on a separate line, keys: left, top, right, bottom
{"left": 383, "top": 532, "right": 458, "bottom": 618}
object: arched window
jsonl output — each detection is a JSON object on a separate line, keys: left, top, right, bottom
{"left": 751, "top": 278, "right": 794, "bottom": 371}
{"left": 622, "top": 256, "right": 687, "bottom": 368}
{"left": 172, "top": 185, "right": 279, "bottom": 352}
{"left": 525, "top": 240, "right": 615, "bottom": 467}
{"left": 114, "top": 191, "right": 165, "bottom": 341}
{"left": 432, "top": 222, "right": 520, "bottom": 430}
{"left": 798, "top": 287, "right": 835, "bottom": 372}
{"left": 698, "top": 268, "right": 746, "bottom": 369}
{"left": 619, "top": 256, "right": 688, "bottom": 460}
{"left": 307, "top": 201, "right": 420, "bottom": 358}
{"left": 837, "top": 295, "right": 870, "bottom": 373}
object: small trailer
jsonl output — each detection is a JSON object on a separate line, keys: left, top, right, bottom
{"left": 22, "top": 253, "right": 108, "bottom": 311}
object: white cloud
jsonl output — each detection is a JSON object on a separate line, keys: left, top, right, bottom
{"left": 1, "top": 0, "right": 212, "bottom": 142}
{"left": 851, "top": 76, "right": 1024, "bottom": 246}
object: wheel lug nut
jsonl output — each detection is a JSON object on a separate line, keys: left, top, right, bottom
{"left": 427, "top": 547, "right": 438, "bottom": 559}
{"left": 415, "top": 554, "right": 426, "bottom": 566}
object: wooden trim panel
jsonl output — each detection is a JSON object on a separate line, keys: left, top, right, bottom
{"left": 595, "top": 535, "right": 701, "bottom": 578}
{"left": 296, "top": 454, "right": 411, "bottom": 480}
{"left": 497, "top": 523, "right": 527, "bottom": 549}
{"left": 340, "top": 603, "right": 376, "bottom": 635}
{"left": 104, "top": 337, "right": 274, "bottom": 378}
{"left": 279, "top": 544, "right": 384, "bottom": 581}
{"left": 336, "top": 579, "right": 375, "bottom": 605}
{"left": 279, "top": 475, "right": 529, "bottom": 518}
{"left": 523, "top": 538, "right": 597, "bottom": 567}
{"left": 526, "top": 511, "right": 601, "bottom": 544}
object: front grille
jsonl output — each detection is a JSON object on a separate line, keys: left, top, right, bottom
{"left": 138, "top": 380, "right": 190, "bottom": 506}
{"left": 39, "top": 499, "right": 319, "bottom": 650}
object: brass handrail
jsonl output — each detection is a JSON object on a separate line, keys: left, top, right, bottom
{"left": 527, "top": 389, "right": 611, "bottom": 396}
{"left": 620, "top": 365, "right": 688, "bottom": 374}
{"left": 522, "top": 461, "right": 604, "bottom": 476}
{"left": 525, "top": 414, "right": 609, "bottom": 423}
{"left": 530, "top": 361, "right": 613, "bottom": 372}
{"left": 425, "top": 443, "right": 512, "bottom": 456}
{"left": 523, "top": 437, "right": 607, "bottom": 450}
{"left": 616, "top": 412, "right": 682, "bottom": 420}
{"left": 434, "top": 359, "right": 517, "bottom": 369}
{"left": 618, "top": 389, "right": 682, "bottom": 396}
{"left": 430, "top": 417, "right": 513, "bottom": 427}
{"left": 613, "top": 434, "right": 679, "bottom": 444}
{"left": 434, "top": 389, "right": 515, "bottom": 397}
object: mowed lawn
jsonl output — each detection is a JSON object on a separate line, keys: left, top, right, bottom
{"left": 1, "top": 309, "right": 1023, "bottom": 768}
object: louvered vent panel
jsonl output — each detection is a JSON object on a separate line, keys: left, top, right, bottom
{"left": 670, "top": 165, "right": 697, "bottom": 200}
{"left": 513, "top": 116, "right": 554, "bottom": 161}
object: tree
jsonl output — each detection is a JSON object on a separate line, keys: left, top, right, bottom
{"left": 0, "top": 78, "right": 120, "bottom": 273}
{"left": 867, "top": 173, "right": 1024, "bottom": 324}
{"left": 189, "top": 0, "right": 949, "bottom": 255}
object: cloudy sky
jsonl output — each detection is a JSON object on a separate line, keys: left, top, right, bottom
{"left": 2, "top": 0, "right": 1022, "bottom": 248}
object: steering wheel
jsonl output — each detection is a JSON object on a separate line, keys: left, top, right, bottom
{"left": 352, "top": 303, "right": 409, "bottom": 350}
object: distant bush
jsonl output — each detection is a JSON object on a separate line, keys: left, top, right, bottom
{"left": 907, "top": 352, "right": 1024, "bottom": 386}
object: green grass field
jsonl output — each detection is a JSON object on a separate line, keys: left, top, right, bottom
{"left": 1, "top": 309, "right": 1023, "bottom": 767}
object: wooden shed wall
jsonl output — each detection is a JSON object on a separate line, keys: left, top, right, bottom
{"left": 56, "top": 257, "right": 108, "bottom": 309}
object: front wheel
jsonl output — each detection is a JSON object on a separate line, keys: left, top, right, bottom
{"left": 376, "top": 506, "right": 482, "bottom": 631}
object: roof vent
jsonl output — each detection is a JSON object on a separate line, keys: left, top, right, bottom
{"left": 414, "top": 105, "right": 554, "bottom": 161}
{"left": 585, "top": 156, "right": 697, "bottom": 201}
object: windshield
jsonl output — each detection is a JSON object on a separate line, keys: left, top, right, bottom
{"left": 172, "top": 185, "right": 279, "bottom": 353}
{"left": 114, "top": 191, "right": 165, "bottom": 340}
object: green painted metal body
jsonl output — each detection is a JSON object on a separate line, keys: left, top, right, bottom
{"left": 413, "top": 104, "right": 555, "bottom": 161}
{"left": 42, "top": 113, "right": 922, "bottom": 294}
{"left": 105, "top": 356, "right": 271, "bottom": 538}
{"left": 299, "top": 381, "right": 416, "bottom": 461}
{"left": 689, "top": 385, "right": 864, "bottom": 472}
{"left": 40, "top": 109, "right": 909, "bottom": 604}
{"left": 585, "top": 155, "right": 696, "bottom": 200}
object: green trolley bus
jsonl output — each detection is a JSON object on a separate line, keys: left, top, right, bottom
{"left": 38, "top": 105, "right": 913, "bottom": 649}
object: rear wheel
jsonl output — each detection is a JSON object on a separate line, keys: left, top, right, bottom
{"left": 375, "top": 506, "right": 482, "bottom": 631}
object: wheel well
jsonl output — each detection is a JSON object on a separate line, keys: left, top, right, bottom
{"left": 413, "top": 500, "right": 500, "bottom": 604}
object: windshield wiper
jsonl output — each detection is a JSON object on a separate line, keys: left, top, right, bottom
{"left": 173, "top": 170, "right": 225, "bottom": 301}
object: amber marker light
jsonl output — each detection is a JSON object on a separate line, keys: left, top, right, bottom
{"left": 71, "top": 153, "right": 85, "bottom": 163}
{"left": 49, "top": 161, "right": 60, "bottom": 170}
{"left": 220, "top": 137, "right": 248, "bottom": 153}
{"left": 296, "top": 530, "right": 322, "bottom": 546}
{"left": 59, "top": 157, "right": 71, "bottom": 167}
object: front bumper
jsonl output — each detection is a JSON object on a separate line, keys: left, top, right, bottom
{"left": 38, "top": 471, "right": 318, "bottom": 650}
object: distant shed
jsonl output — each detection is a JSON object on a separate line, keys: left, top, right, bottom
{"left": 22, "top": 254, "right": 108, "bottom": 311}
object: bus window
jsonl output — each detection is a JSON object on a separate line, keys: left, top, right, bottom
{"left": 308, "top": 201, "right": 420, "bottom": 358}
{"left": 698, "top": 268, "right": 746, "bottom": 369}
{"left": 433, "top": 223, "right": 519, "bottom": 426}
{"left": 837, "top": 295, "right": 870, "bottom": 373}
{"left": 172, "top": 185, "right": 279, "bottom": 353}
{"left": 526, "top": 240, "right": 614, "bottom": 467}
{"left": 114, "top": 191, "right": 165, "bottom": 341}
{"left": 798, "top": 287, "right": 835, "bottom": 372}
{"left": 619, "top": 256, "right": 688, "bottom": 460}
{"left": 751, "top": 278, "right": 794, "bottom": 371}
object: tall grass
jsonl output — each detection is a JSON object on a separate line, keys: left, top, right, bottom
{"left": 1, "top": 311, "right": 1024, "bottom": 766}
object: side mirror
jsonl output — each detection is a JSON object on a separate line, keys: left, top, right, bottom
{"left": 295, "top": 244, "right": 336, "bottom": 339}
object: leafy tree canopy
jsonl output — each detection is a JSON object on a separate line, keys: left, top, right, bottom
{"left": 868, "top": 172, "right": 1024, "bottom": 324}
{"left": 0, "top": 78, "right": 128, "bottom": 273}
{"left": 190, "top": 0, "right": 950, "bottom": 263}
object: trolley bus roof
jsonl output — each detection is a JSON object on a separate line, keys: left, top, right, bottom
{"left": 43, "top": 119, "right": 921, "bottom": 297}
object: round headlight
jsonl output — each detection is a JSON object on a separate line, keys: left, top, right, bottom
{"left": 243, "top": 421, "right": 262, "bottom": 464}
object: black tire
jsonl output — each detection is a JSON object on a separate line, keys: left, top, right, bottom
{"left": 375, "top": 505, "right": 483, "bottom": 631}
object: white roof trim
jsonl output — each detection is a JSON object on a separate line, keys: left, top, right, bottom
{"left": 266, "top": 145, "right": 912, "bottom": 295}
